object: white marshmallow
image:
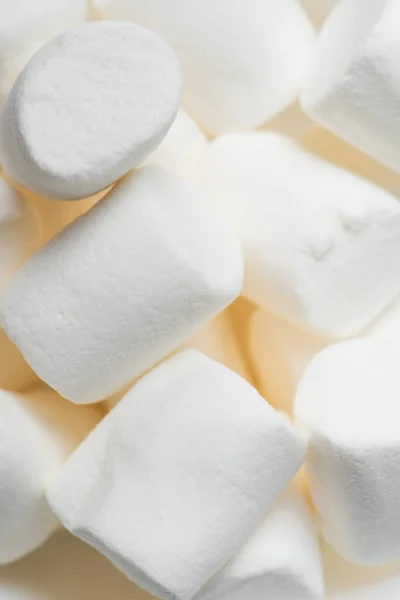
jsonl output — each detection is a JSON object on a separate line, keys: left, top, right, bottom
{"left": 0, "top": 531, "right": 153, "bottom": 600}
{"left": 195, "top": 481, "right": 323, "bottom": 600}
{"left": 198, "top": 132, "right": 400, "bottom": 337}
{"left": 1, "top": 166, "right": 243, "bottom": 404}
{"left": 295, "top": 340, "right": 400, "bottom": 564}
{"left": 0, "top": 0, "right": 88, "bottom": 104}
{"left": 324, "top": 541, "right": 400, "bottom": 600}
{"left": 249, "top": 309, "right": 331, "bottom": 414}
{"left": 0, "top": 385, "right": 102, "bottom": 565}
{"left": 0, "top": 176, "right": 40, "bottom": 292}
{"left": 0, "top": 21, "right": 181, "bottom": 199}
{"left": 93, "top": 0, "right": 315, "bottom": 134}
{"left": 47, "top": 350, "right": 305, "bottom": 600}
{"left": 301, "top": 0, "right": 400, "bottom": 174}
{"left": 143, "top": 109, "right": 208, "bottom": 179}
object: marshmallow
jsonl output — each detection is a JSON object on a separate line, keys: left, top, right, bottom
{"left": 0, "top": 531, "right": 152, "bottom": 600}
{"left": 295, "top": 340, "right": 400, "bottom": 564}
{"left": 301, "top": 0, "right": 400, "bottom": 174}
{"left": 0, "top": 21, "right": 181, "bottom": 199}
{"left": 47, "top": 350, "right": 304, "bottom": 600}
{"left": 0, "top": 0, "right": 88, "bottom": 104}
{"left": 324, "top": 541, "right": 400, "bottom": 600}
{"left": 195, "top": 481, "right": 323, "bottom": 600}
{"left": 143, "top": 109, "right": 208, "bottom": 179}
{"left": 92, "top": 0, "right": 315, "bottom": 134}
{"left": 198, "top": 132, "right": 400, "bottom": 337}
{"left": 1, "top": 166, "right": 243, "bottom": 404}
{"left": 0, "top": 176, "right": 40, "bottom": 291}
{"left": 249, "top": 309, "right": 330, "bottom": 414}
{"left": 0, "top": 385, "right": 102, "bottom": 565}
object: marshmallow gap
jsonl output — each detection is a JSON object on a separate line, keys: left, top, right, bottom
{"left": 249, "top": 309, "right": 330, "bottom": 414}
{"left": 1, "top": 166, "right": 243, "bottom": 404}
{"left": 0, "top": 385, "right": 102, "bottom": 565}
{"left": 0, "top": 177, "right": 41, "bottom": 292}
{"left": 301, "top": 0, "right": 400, "bottom": 173}
{"left": 199, "top": 132, "right": 400, "bottom": 338}
{"left": 0, "top": 21, "right": 181, "bottom": 199}
{"left": 295, "top": 340, "right": 400, "bottom": 564}
{"left": 47, "top": 350, "right": 304, "bottom": 600}
{"left": 195, "top": 481, "right": 323, "bottom": 600}
{"left": 93, "top": 0, "right": 315, "bottom": 134}
{"left": 0, "top": 0, "right": 88, "bottom": 104}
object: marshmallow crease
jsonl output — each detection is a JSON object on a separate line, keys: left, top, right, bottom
{"left": 0, "top": 0, "right": 88, "bottom": 104}
{"left": 0, "top": 21, "right": 181, "bottom": 199}
{"left": 295, "top": 340, "right": 400, "bottom": 564}
{"left": 199, "top": 132, "right": 400, "bottom": 337}
{"left": 93, "top": 0, "right": 315, "bottom": 134}
{"left": 1, "top": 166, "right": 243, "bottom": 404}
{"left": 302, "top": 0, "right": 400, "bottom": 173}
{"left": 0, "top": 386, "right": 102, "bottom": 565}
{"left": 195, "top": 482, "right": 323, "bottom": 600}
{"left": 47, "top": 351, "right": 305, "bottom": 600}
{"left": 0, "top": 176, "right": 40, "bottom": 292}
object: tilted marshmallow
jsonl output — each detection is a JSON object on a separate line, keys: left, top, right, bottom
{"left": 301, "top": 0, "right": 400, "bottom": 173}
{"left": 301, "top": 0, "right": 337, "bottom": 28}
{"left": 198, "top": 132, "right": 400, "bottom": 337}
{"left": 0, "top": 176, "right": 40, "bottom": 292}
{"left": 143, "top": 109, "right": 208, "bottom": 179}
{"left": 295, "top": 340, "right": 400, "bottom": 564}
{"left": 249, "top": 309, "right": 330, "bottom": 414}
{"left": 0, "top": 0, "right": 88, "bottom": 104}
{"left": 0, "top": 21, "right": 181, "bottom": 199}
{"left": 324, "top": 541, "right": 400, "bottom": 600}
{"left": 93, "top": 0, "right": 315, "bottom": 134}
{"left": 47, "top": 350, "right": 305, "bottom": 600}
{"left": 1, "top": 166, "right": 243, "bottom": 404}
{"left": 195, "top": 481, "right": 323, "bottom": 600}
{"left": 0, "top": 385, "right": 102, "bottom": 565}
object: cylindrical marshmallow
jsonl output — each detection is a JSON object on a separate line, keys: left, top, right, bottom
{"left": 249, "top": 309, "right": 331, "bottom": 414}
{"left": 47, "top": 350, "right": 305, "bottom": 600}
{"left": 143, "top": 109, "right": 208, "bottom": 180}
{"left": 0, "top": 21, "right": 181, "bottom": 199}
{"left": 0, "top": 176, "right": 40, "bottom": 292}
{"left": 1, "top": 166, "right": 243, "bottom": 404}
{"left": 93, "top": 0, "right": 315, "bottom": 134}
{"left": 295, "top": 340, "right": 400, "bottom": 564}
{"left": 301, "top": 0, "right": 400, "bottom": 174}
{"left": 0, "top": 0, "right": 88, "bottom": 104}
{"left": 195, "top": 481, "right": 323, "bottom": 600}
{"left": 0, "top": 385, "right": 102, "bottom": 565}
{"left": 198, "top": 132, "right": 400, "bottom": 337}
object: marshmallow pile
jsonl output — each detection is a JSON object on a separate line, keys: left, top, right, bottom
{"left": 3, "top": 1, "right": 400, "bottom": 599}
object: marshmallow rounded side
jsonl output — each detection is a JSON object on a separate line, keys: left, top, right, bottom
{"left": 1, "top": 166, "right": 243, "bottom": 403}
{"left": 0, "top": 176, "right": 41, "bottom": 292}
{"left": 93, "top": 0, "right": 315, "bottom": 134}
{"left": 0, "top": 21, "right": 181, "bottom": 199}
{"left": 295, "top": 340, "right": 400, "bottom": 564}
{"left": 47, "top": 350, "right": 304, "bottom": 600}
{"left": 0, "top": 386, "right": 102, "bottom": 564}
{"left": 195, "top": 481, "right": 323, "bottom": 600}
{"left": 198, "top": 132, "right": 400, "bottom": 337}
{"left": 301, "top": 0, "right": 400, "bottom": 173}
{"left": 0, "top": 0, "right": 88, "bottom": 104}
